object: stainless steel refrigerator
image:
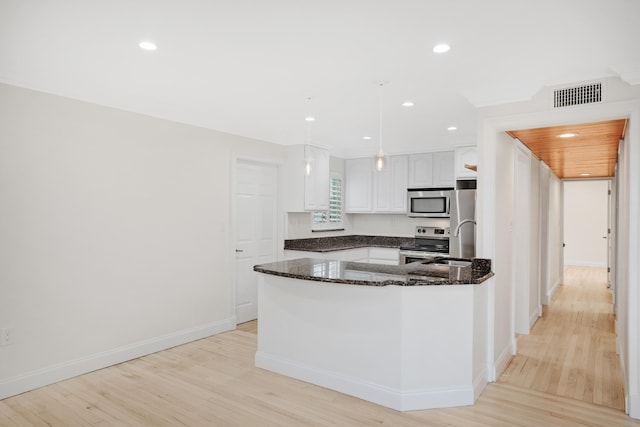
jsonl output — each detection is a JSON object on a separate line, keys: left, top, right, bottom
{"left": 449, "top": 189, "right": 476, "bottom": 258}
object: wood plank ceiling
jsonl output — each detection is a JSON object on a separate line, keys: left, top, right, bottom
{"left": 506, "top": 119, "right": 628, "bottom": 179}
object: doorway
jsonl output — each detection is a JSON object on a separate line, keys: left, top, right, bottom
{"left": 563, "top": 180, "right": 610, "bottom": 269}
{"left": 233, "top": 160, "right": 279, "bottom": 324}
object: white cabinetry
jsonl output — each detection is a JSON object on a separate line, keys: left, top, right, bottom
{"left": 284, "top": 247, "right": 397, "bottom": 265}
{"left": 283, "top": 145, "right": 329, "bottom": 212}
{"left": 367, "top": 247, "right": 399, "bottom": 265}
{"left": 345, "top": 158, "right": 373, "bottom": 212}
{"left": 408, "top": 153, "right": 433, "bottom": 188}
{"left": 373, "top": 155, "right": 409, "bottom": 213}
{"left": 346, "top": 155, "right": 408, "bottom": 214}
{"left": 455, "top": 146, "right": 478, "bottom": 179}
{"left": 433, "top": 151, "right": 455, "bottom": 187}
{"left": 408, "top": 151, "right": 454, "bottom": 188}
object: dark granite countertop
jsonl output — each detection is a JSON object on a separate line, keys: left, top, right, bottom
{"left": 254, "top": 257, "right": 493, "bottom": 286}
{"left": 284, "top": 235, "right": 415, "bottom": 252}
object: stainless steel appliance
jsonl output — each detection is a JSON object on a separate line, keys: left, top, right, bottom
{"left": 407, "top": 188, "right": 453, "bottom": 218}
{"left": 450, "top": 189, "right": 476, "bottom": 258}
{"left": 399, "top": 226, "right": 450, "bottom": 264}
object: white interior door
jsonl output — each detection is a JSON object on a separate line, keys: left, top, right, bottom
{"left": 234, "top": 160, "right": 278, "bottom": 324}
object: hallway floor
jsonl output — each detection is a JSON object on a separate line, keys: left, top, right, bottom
{"left": 499, "top": 266, "right": 625, "bottom": 410}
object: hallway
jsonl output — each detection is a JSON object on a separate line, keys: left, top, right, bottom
{"left": 499, "top": 266, "right": 625, "bottom": 410}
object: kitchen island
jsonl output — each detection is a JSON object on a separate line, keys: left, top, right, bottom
{"left": 253, "top": 257, "right": 493, "bottom": 411}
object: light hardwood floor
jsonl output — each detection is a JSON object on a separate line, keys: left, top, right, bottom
{"left": 1, "top": 267, "right": 635, "bottom": 426}
{"left": 500, "top": 266, "right": 624, "bottom": 410}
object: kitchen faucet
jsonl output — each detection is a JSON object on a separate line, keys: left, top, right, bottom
{"left": 453, "top": 219, "right": 476, "bottom": 237}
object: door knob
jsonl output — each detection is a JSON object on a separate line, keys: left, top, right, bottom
{"left": 236, "top": 249, "right": 244, "bottom": 253}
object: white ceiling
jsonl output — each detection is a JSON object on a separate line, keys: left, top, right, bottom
{"left": 1, "top": 0, "right": 639, "bottom": 158}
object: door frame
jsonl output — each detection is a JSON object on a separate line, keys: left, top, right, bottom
{"left": 478, "top": 97, "right": 640, "bottom": 415}
{"left": 230, "top": 155, "right": 283, "bottom": 327}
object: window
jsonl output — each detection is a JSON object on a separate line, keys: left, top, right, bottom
{"left": 312, "top": 174, "right": 343, "bottom": 230}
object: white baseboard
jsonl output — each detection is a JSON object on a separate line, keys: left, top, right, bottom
{"left": 548, "top": 277, "right": 561, "bottom": 300}
{"left": 529, "top": 308, "right": 541, "bottom": 329}
{"left": 564, "top": 261, "right": 607, "bottom": 268}
{"left": 493, "top": 342, "right": 513, "bottom": 380}
{"left": 255, "top": 351, "right": 476, "bottom": 411}
{"left": 0, "top": 317, "right": 236, "bottom": 400}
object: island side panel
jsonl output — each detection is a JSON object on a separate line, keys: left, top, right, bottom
{"left": 399, "top": 285, "right": 476, "bottom": 410}
{"left": 255, "top": 272, "right": 484, "bottom": 411}
{"left": 256, "top": 274, "right": 403, "bottom": 398}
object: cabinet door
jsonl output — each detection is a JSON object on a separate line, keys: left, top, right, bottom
{"left": 373, "top": 161, "right": 392, "bottom": 212}
{"left": 367, "top": 247, "right": 399, "bottom": 265}
{"left": 455, "top": 146, "right": 478, "bottom": 179}
{"left": 433, "top": 151, "right": 455, "bottom": 188}
{"left": 345, "top": 158, "right": 373, "bottom": 212}
{"left": 408, "top": 153, "right": 433, "bottom": 188}
{"left": 389, "top": 155, "right": 408, "bottom": 212}
{"left": 304, "top": 146, "right": 330, "bottom": 211}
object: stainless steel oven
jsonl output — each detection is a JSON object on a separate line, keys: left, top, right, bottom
{"left": 399, "top": 226, "right": 450, "bottom": 264}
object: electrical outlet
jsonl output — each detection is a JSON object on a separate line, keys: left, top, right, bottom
{"left": 0, "top": 328, "right": 12, "bottom": 346}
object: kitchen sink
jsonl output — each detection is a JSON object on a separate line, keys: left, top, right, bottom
{"left": 429, "top": 259, "right": 472, "bottom": 267}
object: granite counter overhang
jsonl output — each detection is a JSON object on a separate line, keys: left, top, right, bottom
{"left": 254, "top": 257, "right": 493, "bottom": 286}
{"left": 284, "top": 235, "right": 416, "bottom": 252}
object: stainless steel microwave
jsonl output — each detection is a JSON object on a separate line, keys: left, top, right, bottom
{"left": 407, "top": 188, "right": 453, "bottom": 217}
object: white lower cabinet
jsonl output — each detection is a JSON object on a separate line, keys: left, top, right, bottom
{"left": 284, "top": 247, "right": 398, "bottom": 265}
{"left": 283, "top": 250, "right": 324, "bottom": 260}
{"left": 367, "top": 247, "right": 400, "bottom": 265}
{"left": 344, "top": 247, "right": 369, "bottom": 262}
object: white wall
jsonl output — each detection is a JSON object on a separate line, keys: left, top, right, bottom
{"left": 0, "top": 83, "right": 285, "bottom": 398}
{"left": 513, "top": 142, "right": 532, "bottom": 334}
{"left": 563, "top": 180, "right": 609, "bottom": 267}
{"left": 490, "top": 131, "right": 515, "bottom": 370}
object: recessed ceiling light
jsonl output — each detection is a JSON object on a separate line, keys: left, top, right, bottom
{"left": 580, "top": 173, "right": 592, "bottom": 176}
{"left": 139, "top": 41, "right": 157, "bottom": 51}
{"left": 305, "top": 116, "right": 315, "bottom": 122}
{"left": 433, "top": 43, "right": 450, "bottom": 53}
{"left": 402, "top": 101, "right": 414, "bottom": 107}
{"left": 363, "top": 136, "right": 372, "bottom": 140}
{"left": 447, "top": 126, "right": 458, "bottom": 131}
{"left": 557, "top": 132, "right": 579, "bottom": 138}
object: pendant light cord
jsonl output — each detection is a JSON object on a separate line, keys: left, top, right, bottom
{"left": 378, "top": 82, "right": 383, "bottom": 154}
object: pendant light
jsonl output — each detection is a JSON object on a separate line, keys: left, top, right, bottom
{"left": 304, "top": 97, "right": 314, "bottom": 176}
{"left": 374, "top": 81, "right": 388, "bottom": 172}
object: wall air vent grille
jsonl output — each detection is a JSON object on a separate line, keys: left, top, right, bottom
{"left": 553, "top": 82, "right": 602, "bottom": 108}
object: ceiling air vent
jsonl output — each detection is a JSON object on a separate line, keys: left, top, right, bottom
{"left": 553, "top": 82, "right": 602, "bottom": 108}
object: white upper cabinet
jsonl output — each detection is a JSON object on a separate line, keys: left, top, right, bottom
{"left": 345, "top": 157, "right": 373, "bottom": 212}
{"left": 408, "top": 153, "right": 433, "bottom": 188}
{"left": 373, "top": 155, "right": 408, "bottom": 213}
{"left": 283, "top": 145, "right": 329, "bottom": 212}
{"left": 433, "top": 151, "right": 455, "bottom": 188}
{"left": 346, "top": 155, "right": 408, "bottom": 213}
{"left": 409, "top": 151, "right": 454, "bottom": 188}
{"left": 305, "top": 146, "right": 329, "bottom": 211}
{"left": 455, "top": 146, "right": 478, "bottom": 179}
